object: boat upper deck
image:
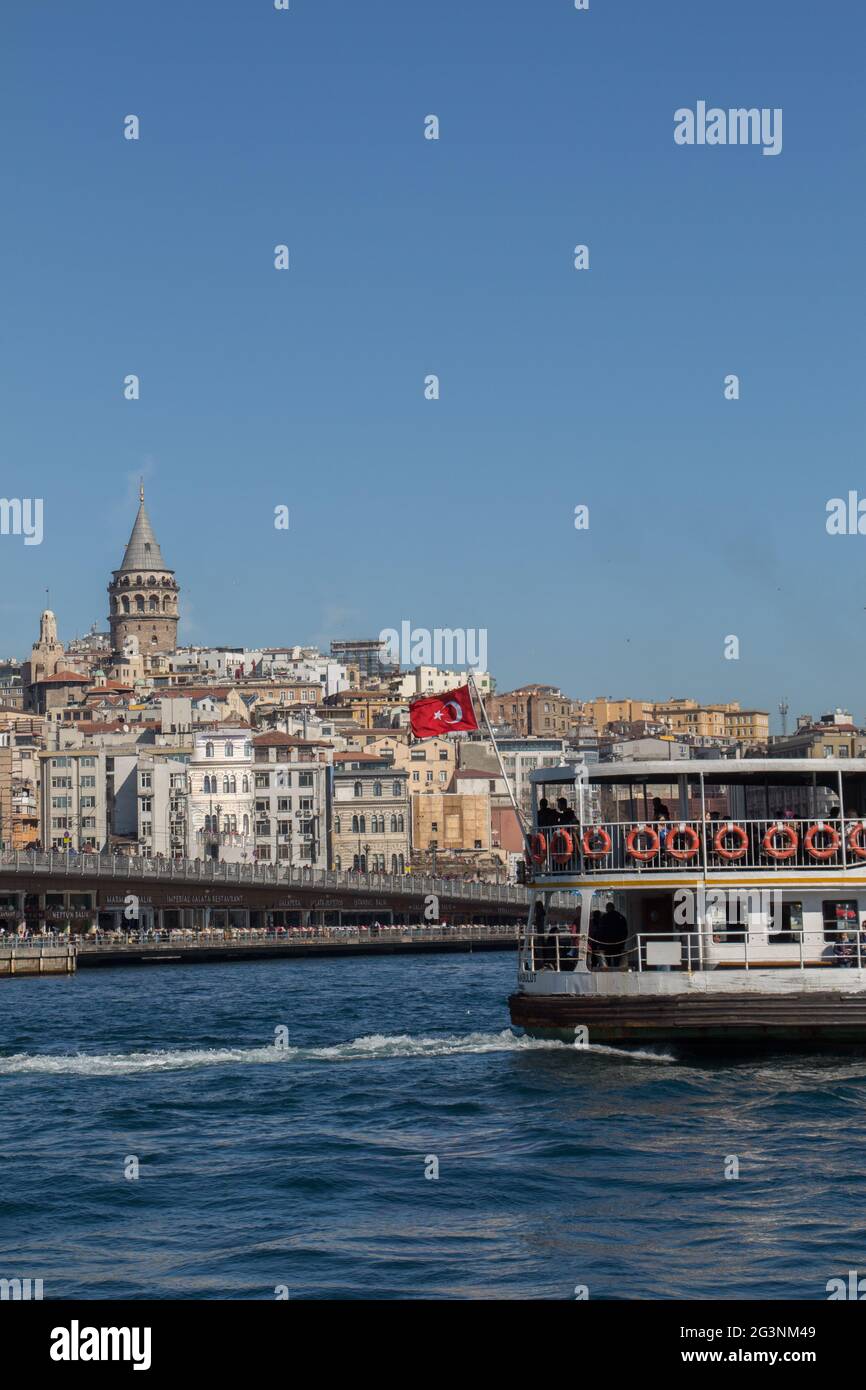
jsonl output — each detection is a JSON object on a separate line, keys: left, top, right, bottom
{"left": 527, "top": 759, "right": 866, "bottom": 880}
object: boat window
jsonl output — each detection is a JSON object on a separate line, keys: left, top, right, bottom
{"left": 712, "top": 894, "right": 747, "bottom": 945}
{"left": 768, "top": 900, "right": 803, "bottom": 944}
{"left": 822, "top": 899, "right": 858, "bottom": 941}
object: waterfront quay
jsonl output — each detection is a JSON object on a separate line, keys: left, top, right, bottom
{"left": 0, "top": 945, "right": 75, "bottom": 978}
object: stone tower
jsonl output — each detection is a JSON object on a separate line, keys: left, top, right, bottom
{"left": 108, "top": 485, "right": 179, "bottom": 654}
{"left": 24, "top": 608, "right": 64, "bottom": 687}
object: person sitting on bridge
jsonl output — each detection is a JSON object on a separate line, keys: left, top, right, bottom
{"left": 537, "top": 798, "right": 558, "bottom": 827}
{"left": 556, "top": 798, "right": 577, "bottom": 825}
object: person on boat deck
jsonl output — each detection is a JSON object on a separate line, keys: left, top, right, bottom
{"left": 537, "top": 797, "right": 558, "bottom": 827}
{"left": 656, "top": 814, "right": 669, "bottom": 849}
{"left": 556, "top": 797, "right": 577, "bottom": 825}
{"left": 532, "top": 900, "right": 554, "bottom": 968}
{"left": 652, "top": 796, "right": 670, "bottom": 821}
{"left": 569, "top": 915, "right": 582, "bottom": 949}
{"left": 542, "top": 922, "right": 565, "bottom": 968}
{"left": 596, "top": 902, "right": 628, "bottom": 969}
{"left": 835, "top": 932, "right": 856, "bottom": 967}
{"left": 587, "top": 909, "right": 604, "bottom": 969}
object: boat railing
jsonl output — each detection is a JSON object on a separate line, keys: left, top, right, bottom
{"left": 529, "top": 817, "right": 858, "bottom": 875}
{"left": 521, "top": 927, "right": 866, "bottom": 973}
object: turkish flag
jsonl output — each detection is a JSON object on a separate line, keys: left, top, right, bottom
{"left": 409, "top": 684, "right": 479, "bottom": 739}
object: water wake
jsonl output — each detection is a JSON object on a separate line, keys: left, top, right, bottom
{"left": 0, "top": 1030, "right": 673, "bottom": 1075}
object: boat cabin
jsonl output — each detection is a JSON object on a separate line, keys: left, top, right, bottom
{"left": 527, "top": 759, "right": 866, "bottom": 878}
{"left": 522, "top": 760, "right": 866, "bottom": 977}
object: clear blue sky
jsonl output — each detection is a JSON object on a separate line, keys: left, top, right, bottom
{"left": 2, "top": 0, "right": 864, "bottom": 729}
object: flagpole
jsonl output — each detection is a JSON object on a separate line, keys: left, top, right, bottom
{"left": 467, "top": 672, "right": 530, "bottom": 855}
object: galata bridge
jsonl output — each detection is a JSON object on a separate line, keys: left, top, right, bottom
{"left": 0, "top": 849, "right": 572, "bottom": 936}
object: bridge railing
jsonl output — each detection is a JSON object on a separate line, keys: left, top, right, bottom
{"left": 0, "top": 849, "right": 542, "bottom": 904}
{"left": 75, "top": 923, "right": 520, "bottom": 952}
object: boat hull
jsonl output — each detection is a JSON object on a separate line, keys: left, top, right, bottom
{"left": 508, "top": 989, "right": 866, "bottom": 1047}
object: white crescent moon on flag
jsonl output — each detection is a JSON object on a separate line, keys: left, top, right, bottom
{"left": 444, "top": 700, "right": 463, "bottom": 722}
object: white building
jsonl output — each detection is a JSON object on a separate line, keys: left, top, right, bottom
{"left": 392, "top": 666, "right": 493, "bottom": 700}
{"left": 40, "top": 749, "right": 108, "bottom": 851}
{"left": 251, "top": 732, "right": 331, "bottom": 867}
{"left": 186, "top": 728, "right": 255, "bottom": 862}
{"left": 258, "top": 648, "right": 349, "bottom": 697}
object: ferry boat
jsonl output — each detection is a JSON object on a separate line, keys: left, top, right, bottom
{"left": 508, "top": 759, "right": 866, "bottom": 1048}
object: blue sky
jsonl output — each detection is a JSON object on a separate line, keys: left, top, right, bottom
{"left": 1, "top": 0, "right": 864, "bottom": 728}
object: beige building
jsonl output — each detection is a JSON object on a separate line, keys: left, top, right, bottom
{"left": 488, "top": 685, "right": 572, "bottom": 737}
{"left": 769, "top": 712, "right": 866, "bottom": 760}
{"left": 590, "top": 696, "right": 768, "bottom": 744}
{"left": 325, "top": 690, "right": 407, "bottom": 730}
{"left": 331, "top": 753, "right": 409, "bottom": 873}
{"left": 360, "top": 735, "right": 457, "bottom": 791}
{"left": 591, "top": 698, "right": 656, "bottom": 729}
{"left": 0, "top": 712, "right": 43, "bottom": 848}
{"left": 412, "top": 790, "right": 491, "bottom": 858}
{"left": 653, "top": 699, "right": 768, "bottom": 743}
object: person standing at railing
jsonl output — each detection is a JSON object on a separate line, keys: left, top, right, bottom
{"left": 556, "top": 798, "right": 576, "bottom": 825}
{"left": 537, "top": 798, "right": 558, "bottom": 827}
{"left": 652, "top": 796, "right": 670, "bottom": 821}
{"left": 595, "top": 902, "right": 628, "bottom": 969}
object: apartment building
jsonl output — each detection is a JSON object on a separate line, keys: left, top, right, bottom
{"left": 251, "top": 732, "right": 330, "bottom": 868}
{"left": 331, "top": 752, "right": 409, "bottom": 873}
{"left": 185, "top": 728, "right": 255, "bottom": 862}
{"left": 39, "top": 749, "right": 109, "bottom": 850}
{"left": 487, "top": 685, "right": 572, "bottom": 737}
{"left": 0, "top": 712, "right": 43, "bottom": 848}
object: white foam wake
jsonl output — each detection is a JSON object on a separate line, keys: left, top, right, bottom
{"left": 0, "top": 1030, "right": 673, "bottom": 1076}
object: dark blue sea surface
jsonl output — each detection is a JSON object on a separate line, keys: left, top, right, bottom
{"left": 1, "top": 953, "right": 865, "bottom": 1300}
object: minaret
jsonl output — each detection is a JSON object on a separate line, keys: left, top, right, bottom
{"left": 108, "top": 484, "right": 179, "bottom": 654}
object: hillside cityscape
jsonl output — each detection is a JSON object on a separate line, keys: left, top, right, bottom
{"left": 0, "top": 490, "right": 858, "bottom": 878}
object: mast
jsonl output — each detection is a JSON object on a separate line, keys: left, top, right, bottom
{"left": 467, "top": 671, "right": 530, "bottom": 856}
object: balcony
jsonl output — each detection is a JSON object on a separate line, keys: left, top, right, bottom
{"left": 529, "top": 818, "right": 860, "bottom": 875}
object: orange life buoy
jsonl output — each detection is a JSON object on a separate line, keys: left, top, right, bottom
{"left": 804, "top": 822, "right": 840, "bottom": 860}
{"left": 665, "top": 823, "right": 700, "bottom": 861}
{"left": 550, "top": 829, "right": 574, "bottom": 865}
{"left": 626, "top": 825, "right": 660, "bottom": 861}
{"left": 848, "top": 823, "right": 866, "bottom": 860}
{"left": 714, "top": 823, "right": 749, "bottom": 861}
{"left": 527, "top": 832, "right": 547, "bottom": 865}
{"left": 762, "top": 822, "right": 799, "bottom": 861}
{"left": 581, "top": 826, "right": 612, "bottom": 859}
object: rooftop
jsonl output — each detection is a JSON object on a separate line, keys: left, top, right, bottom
{"left": 116, "top": 487, "right": 170, "bottom": 573}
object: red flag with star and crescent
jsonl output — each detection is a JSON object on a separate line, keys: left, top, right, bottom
{"left": 409, "top": 684, "right": 479, "bottom": 739}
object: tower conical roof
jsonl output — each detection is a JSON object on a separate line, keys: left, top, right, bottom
{"left": 117, "top": 486, "right": 169, "bottom": 572}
